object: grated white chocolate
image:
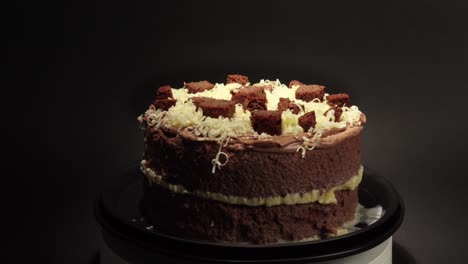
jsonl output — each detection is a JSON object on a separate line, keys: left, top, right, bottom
{"left": 296, "top": 131, "right": 323, "bottom": 158}
{"left": 140, "top": 79, "right": 363, "bottom": 140}
{"left": 211, "top": 137, "right": 230, "bottom": 174}
{"left": 281, "top": 109, "right": 304, "bottom": 136}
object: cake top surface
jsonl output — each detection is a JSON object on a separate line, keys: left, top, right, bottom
{"left": 139, "top": 75, "right": 364, "bottom": 142}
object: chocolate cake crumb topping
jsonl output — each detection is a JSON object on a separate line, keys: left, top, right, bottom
{"left": 289, "top": 80, "right": 304, "bottom": 88}
{"left": 255, "top": 85, "right": 273, "bottom": 92}
{"left": 156, "top": 85, "right": 173, "bottom": 99}
{"left": 231, "top": 86, "right": 267, "bottom": 112}
{"left": 334, "top": 107, "right": 343, "bottom": 121}
{"left": 191, "top": 97, "right": 208, "bottom": 106}
{"left": 295, "top": 85, "right": 326, "bottom": 102}
{"left": 245, "top": 97, "right": 267, "bottom": 111}
{"left": 325, "top": 107, "right": 343, "bottom": 122}
{"left": 192, "top": 97, "right": 235, "bottom": 118}
{"left": 298, "top": 111, "right": 317, "bottom": 132}
{"left": 227, "top": 74, "right": 249, "bottom": 85}
{"left": 277, "top": 97, "right": 301, "bottom": 114}
{"left": 327, "top": 93, "right": 350, "bottom": 107}
{"left": 153, "top": 98, "right": 177, "bottom": 111}
{"left": 185, "top": 80, "right": 215, "bottom": 94}
{"left": 251, "top": 110, "right": 282, "bottom": 135}
{"left": 277, "top": 98, "right": 291, "bottom": 111}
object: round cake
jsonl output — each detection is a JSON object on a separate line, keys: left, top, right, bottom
{"left": 138, "top": 74, "right": 366, "bottom": 244}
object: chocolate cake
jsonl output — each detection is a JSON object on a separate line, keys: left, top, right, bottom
{"left": 138, "top": 75, "right": 366, "bottom": 244}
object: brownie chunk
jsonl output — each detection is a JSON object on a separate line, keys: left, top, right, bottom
{"left": 334, "top": 107, "right": 343, "bottom": 121}
{"left": 245, "top": 97, "right": 267, "bottom": 111}
{"left": 295, "top": 85, "right": 325, "bottom": 102}
{"left": 289, "top": 80, "right": 304, "bottom": 88}
{"left": 227, "top": 74, "right": 249, "bottom": 85}
{"left": 325, "top": 107, "right": 343, "bottom": 122}
{"left": 153, "top": 99, "right": 176, "bottom": 111}
{"left": 155, "top": 85, "right": 173, "bottom": 100}
{"left": 277, "top": 98, "right": 301, "bottom": 114}
{"left": 231, "top": 86, "right": 266, "bottom": 103}
{"left": 192, "top": 97, "right": 235, "bottom": 118}
{"left": 185, "top": 81, "right": 215, "bottom": 94}
{"left": 255, "top": 84, "right": 273, "bottom": 92}
{"left": 277, "top": 98, "right": 291, "bottom": 111}
{"left": 298, "top": 111, "right": 316, "bottom": 132}
{"left": 231, "top": 86, "right": 267, "bottom": 111}
{"left": 327, "top": 93, "right": 350, "bottom": 107}
{"left": 251, "top": 110, "right": 282, "bottom": 135}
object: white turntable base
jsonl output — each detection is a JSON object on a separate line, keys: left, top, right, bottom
{"left": 100, "top": 237, "right": 392, "bottom": 264}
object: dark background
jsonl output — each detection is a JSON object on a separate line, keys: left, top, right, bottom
{"left": 11, "top": 0, "right": 468, "bottom": 263}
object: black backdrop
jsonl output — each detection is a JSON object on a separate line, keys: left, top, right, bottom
{"left": 11, "top": 0, "right": 468, "bottom": 263}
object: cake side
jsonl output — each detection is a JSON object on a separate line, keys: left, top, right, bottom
{"left": 142, "top": 128, "right": 362, "bottom": 199}
{"left": 141, "top": 184, "right": 359, "bottom": 243}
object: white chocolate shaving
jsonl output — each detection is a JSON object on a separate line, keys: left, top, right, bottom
{"left": 211, "top": 137, "right": 230, "bottom": 173}
{"left": 296, "top": 131, "right": 323, "bottom": 158}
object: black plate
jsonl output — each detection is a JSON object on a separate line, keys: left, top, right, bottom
{"left": 95, "top": 166, "right": 404, "bottom": 263}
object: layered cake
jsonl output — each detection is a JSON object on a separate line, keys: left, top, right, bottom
{"left": 138, "top": 75, "right": 366, "bottom": 244}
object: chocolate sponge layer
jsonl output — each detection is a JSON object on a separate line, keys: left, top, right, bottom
{"left": 144, "top": 129, "right": 362, "bottom": 197}
{"left": 140, "top": 184, "right": 358, "bottom": 244}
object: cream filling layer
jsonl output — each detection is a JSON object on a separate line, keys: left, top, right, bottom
{"left": 140, "top": 160, "right": 363, "bottom": 207}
